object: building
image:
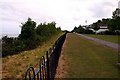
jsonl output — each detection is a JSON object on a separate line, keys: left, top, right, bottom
{"left": 96, "top": 26, "right": 109, "bottom": 34}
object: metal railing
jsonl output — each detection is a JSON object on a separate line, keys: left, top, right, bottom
{"left": 24, "top": 32, "right": 67, "bottom": 80}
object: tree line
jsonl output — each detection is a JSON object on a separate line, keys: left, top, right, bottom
{"left": 72, "top": 17, "right": 120, "bottom": 35}
{"left": 2, "top": 18, "right": 61, "bottom": 57}
{"left": 72, "top": 8, "right": 120, "bottom": 35}
{"left": 92, "top": 17, "right": 120, "bottom": 34}
{"left": 72, "top": 25, "right": 95, "bottom": 34}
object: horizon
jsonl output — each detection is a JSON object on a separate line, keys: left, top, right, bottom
{"left": 0, "top": 0, "right": 119, "bottom": 34}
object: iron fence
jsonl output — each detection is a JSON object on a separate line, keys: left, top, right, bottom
{"left": 24, "top": 32, "right": 67, "bottom": 80}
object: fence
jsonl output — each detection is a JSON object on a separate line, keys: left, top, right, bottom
{"left": 24, "top": 32, "right": 67, "bottom": 80}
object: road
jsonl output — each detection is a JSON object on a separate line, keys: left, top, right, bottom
{"left": 76, "top": 33, "right": 120, "bottom": 50}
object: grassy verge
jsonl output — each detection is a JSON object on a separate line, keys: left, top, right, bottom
{"left": 2, "top": 32, "right": 63, "bottom": 79}
{"left": 85, "top": 34, "right": 120, "bottom": 44}
{"left": 64, "top": 33, "right": 119, "bottom": 78}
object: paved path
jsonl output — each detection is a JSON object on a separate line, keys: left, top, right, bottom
{"left": 76, "top": 33, "right": 120, "bottom": 50}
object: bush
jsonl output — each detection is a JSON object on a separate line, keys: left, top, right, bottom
{"left": 103, "top": 31, "right": 115, "bottom": 35}
{"left": 2, "top": 18, "right": 62, "bottom": 57}
{"left": 84, "top": 30, "right": 95, "bottom": 34}
{"left": 13, "top": 40, "right": 25, "bottom": 52}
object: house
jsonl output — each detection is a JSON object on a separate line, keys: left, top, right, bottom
{"left": 96, "top": 26, "right": 109, "bottom": 34}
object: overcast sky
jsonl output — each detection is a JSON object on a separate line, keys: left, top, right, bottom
{"left": 0, "top": 0, "right": 119, "bottom": 34}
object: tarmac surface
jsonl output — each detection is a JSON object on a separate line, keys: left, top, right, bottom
{"left": 76, "top": 33, "right": 120, "bottom": 51}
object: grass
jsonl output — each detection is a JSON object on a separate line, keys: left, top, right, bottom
{"left": 64, "top": 33, "right": 119, "bottom": 78}
{"left": 85, "top": 34, "right": 120, "bottom": 44}
{"left": 2, "top": 32, "right": 64, "bottom": 79}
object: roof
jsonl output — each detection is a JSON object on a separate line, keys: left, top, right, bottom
{"left": 96, "top": 29, "right": 109, "bottom": 33}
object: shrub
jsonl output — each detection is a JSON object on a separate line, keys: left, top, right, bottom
{"left": 2, "top": 18, "right": 62, "bottom": 57}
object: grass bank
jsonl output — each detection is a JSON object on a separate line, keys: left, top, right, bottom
{"left": 2, "top": 32, "right": 63, "bottom": 79}
{"left": 64, "top": 33, "right": 119, "bottom": 78}
{"left": 85, "top": 34, "right": 120, "bottom": 44}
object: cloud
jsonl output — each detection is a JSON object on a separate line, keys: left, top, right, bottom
{"left": 89, "top": 0, "right": 119, "bottom": 18}
{"left": 0, "top": 0, "right": 119, "bottom": 34}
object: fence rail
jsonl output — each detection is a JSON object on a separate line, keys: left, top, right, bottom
{"left": 24, "top": 32, "right": 67, "bottom": 80}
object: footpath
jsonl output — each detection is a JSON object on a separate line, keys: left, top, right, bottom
{"left": 76, "top": 33, "right": 119, "bottom": 50}
{"left": 55, "top": 33, "right": 119, "bottom": 78}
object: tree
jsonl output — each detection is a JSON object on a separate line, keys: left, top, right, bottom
{"left": 19, "top": 18, "right": 37, "bottom": 49}
{"left": 92, "top": 23, "right": 99, "bottom": 31}
{"left": 36, "top": 22, "right": 60, "bottom": 42}
{"left": 71, "top": 26, "right": 77, "bottom": 32}
{"left": 2, "top": 18, "right": 62, "bottom": 57}
{"left": 115, "top": 17, "right": 120, "bottom": 30}
{"left": 72, "top": 25, "right": 85, "bottom": 33}
{"left": 112, "top": 8, "right": 120, "bottom": 19}
{"left": 108, "top": 17, "right": 120, "bottom": 32}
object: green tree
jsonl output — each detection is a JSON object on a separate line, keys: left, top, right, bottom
{"left": 108, "top": 17, "right": 120, "bottom": 32}
{"left": 72, "top": 26, "right": 77, "bottom": 32}
{"left": 72, "top": 25, "right": 85, "bottom": 33}
{"left": 36, "top": 21, "right": 60, "bottom": 42}
{"left": 92, "top": 23, "right": 99, "bottom": 31}
{"left": 19, "top": 18, "right": 37, "bottom": 49}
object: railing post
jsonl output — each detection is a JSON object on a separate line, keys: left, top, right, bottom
{"left": 46, "top": 51, "right": 50, "bottom": 80}
{"left": 24, "top": 66, "right": 35, "bottom": 80}
{"left": 24, "top": 33, "right": 67, "bottom": 80}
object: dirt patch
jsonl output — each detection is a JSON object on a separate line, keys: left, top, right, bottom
{"left": 55, "top": 35, "right": 67, "bottom": 78}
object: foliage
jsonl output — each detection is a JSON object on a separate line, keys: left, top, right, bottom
{"left": 112, "top": 8, "right": 120, "bottom": 19}
{"left": 92, "top": 23, "right": 100, "bottom": 31}
{"left": 108, "top": 17, "right": 120, "bottom": 32}
{"left": 2, "top": 18, "right": 61, "bottom": 57}
{"left": 2, "top": 32, "right": 63, "bottom": 79}
{"left": 2, "top": 36, "right": 23, "bottom": 57}
{"left": 84, "top": 29, "right": 95, "bottom": 34}
{"left": 91, "top": 19, "right": 110, "bottom": 31}
{"left": 36, "top": 22, "right": 57, "bottom": 39}
{"left": 19, "top": 18, "right": 37, "bottom": 49}
{"left": 72, "top": 25, "right": 85, "bottom": 33}
{"left": 91, "top": 10, "right": 120, "bottom": 35}
{"left": 72, "top": 25, "right": 94, "bottom": 34}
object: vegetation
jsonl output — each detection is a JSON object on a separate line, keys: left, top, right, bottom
{"left": 72, "top": 25, "right": 95, "bottom": 34}
{"left": 92, "top": 17, "right": 120, "bottom": 35}
{"left": 72, "top": 8, "right": 120, "bottom": 35}
{"left": 72, "top": 17, "right": 120, "bottom": 35}
{"left": 2, "top": 32, "right": 63, "bottom": 79}
{"left": 64, "top": 33, "right": 118, "bottom": 78}
{"left": 108, "top": 17, "right": 120, "bottom": 33}
{"left": 2, "top": 18, "right": 61, "bottom": 57}
{"left": 85, "top": 34, "right": 120, "bottom": 44}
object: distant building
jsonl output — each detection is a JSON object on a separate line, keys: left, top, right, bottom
{"left": 112, "top": 8, "right": 120, "bottom": 18}
{"left": 85, "top": 25, "right": 96, "bottom": 32}
{"left": 99, "top": 26, "right": 108, "bottom": 29}
{"left": 96, "top": 26, "right": 109, "bottom": 34}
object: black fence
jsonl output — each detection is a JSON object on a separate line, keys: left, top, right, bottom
{"left": 24, "top": 32, "right": 67, "bottom": 80}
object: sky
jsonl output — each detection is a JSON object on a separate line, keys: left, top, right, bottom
{"left": 0, "top": 0, "right": 119, "bottom": 34}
